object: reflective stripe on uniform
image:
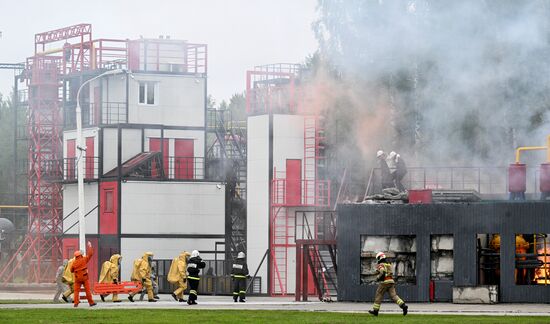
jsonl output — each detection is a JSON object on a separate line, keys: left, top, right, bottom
{"left": 190, "top": 290, "right": 197, "bottom": 295}
{"left": 233, "top": 292, "right": 239, "bottom": 295}
{"left": 188, "top": 276, "right": 200, "bottom": 280}
{"left": 373, "top": 303, "right": 381, "bottom": 310}
{"left": 233, "top": 275, "right": 247, "bottom": 279}
{"left": 239, "top": 290, "right": 246, "bottom": 294}
{"left": 396, "top": 298, "right": 404, "bottom": 306}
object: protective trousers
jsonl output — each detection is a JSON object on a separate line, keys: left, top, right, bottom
{"left": 53, "top": 282, "right": 66, "bottom": 302}
{"left": 74, "top": 279, "right": 95, "bottom": 305}
{"left": 173, "top": 278, "right": 187, "bottom": 299}
{"left": 232, "top": 277, "right": 246, "bottom": 301}
{"left": 131, "top": 278, "right": 154, "bottom": 300}
{"left": 372, "top": 283, "right": 405, "bottom": 311}
{"left": 188, "top": 277, "right": 200, "bottom": 302}
{"left": 62, "top": 283, "right": 74, "bottom": 300}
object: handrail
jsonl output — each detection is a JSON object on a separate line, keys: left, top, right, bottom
{"left": 246, "top": 249, "right": 269, "bottom": 293}
{"left": 62, "top": 206, "right": 79, "bottom": 221}
{"left": 63, "top": 205, "right": 98, "bottom": 234}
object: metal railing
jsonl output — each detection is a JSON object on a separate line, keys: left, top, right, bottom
{"left": 62, "top": 157, "right": 99, "bottom": 181}
{"left": 367, "top": 166, "right": 543, "bottom": 196}
{"left": 272, "top": 179, "right": 331, "bottom": 207}
{"left": 64, "top": 101, "right": 127, "bottom": 129}
{"left": 165, "top": 156, "right": 205, "bottom": 180}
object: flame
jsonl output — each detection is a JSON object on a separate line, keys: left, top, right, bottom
{"left": 534, "top": 245, "right": 550, "bottom": 284}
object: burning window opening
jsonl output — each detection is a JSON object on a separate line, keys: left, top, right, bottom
{"left": 478, "top": 233, "right": 501, "bottom": 286}
{"left": 360, "top": 235, "right": 416, "bottom": 285}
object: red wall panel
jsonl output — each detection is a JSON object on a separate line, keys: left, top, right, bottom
{"left": 174, "top": 139, "right": 194, "bottom": 179}
{"left": 67, "top": 139, "right": 76, "bottom": 179}
{"left": 149, "top": 138, "right": 169, "bottom": 176}
{"left": 99, "top": 181, "right": 118, "bottom": 235}
{"left": 286, "top": 159, "right": 302, "bottom": 205}
{"left": 62, "top": 237, "right": 99, "bottom": 283}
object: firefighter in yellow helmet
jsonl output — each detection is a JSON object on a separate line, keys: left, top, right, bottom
{"left": 168, "top": 251, "right": 191, "bottom": 302}
{"left": 61, "top": 257, "right": 75, "bottom": 303}
{"left": 369, "top": 252, "right": 408, "bottom": 316}
{"left": 98, "top": 254, "right": 122, "bottom": 302}
{"left": 128, "top": 252, "right": 156, "bottom": 302}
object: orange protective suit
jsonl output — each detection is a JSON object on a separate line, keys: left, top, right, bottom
{"left": 70, "top": 246, "right": 96, "bottom": 306}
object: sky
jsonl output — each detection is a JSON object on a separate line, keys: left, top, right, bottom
{"left": 0, "top": 0, "right": 318, "bottom": 103}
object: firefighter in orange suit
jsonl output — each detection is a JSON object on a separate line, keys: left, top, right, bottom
{"left": 369, "top": 252, "right": 408, "bottom": 316}
{"left": 70, "top": 241, "right": 97, "bottom": 307}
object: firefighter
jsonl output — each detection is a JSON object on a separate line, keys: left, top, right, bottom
{"left": 128, "top": 252, "right": 156, "bottom": 302}
{"left": 394, "top": 153, "right": 407, "bottom": 192}
{"left": 98, "top": 254, "right": 122, "bottom": 302}
{"left": 53, "top": 259, "right": 68, "bottom": 303}
{"left": 61, "top": 257, "right": 75, "bottom": 303}
{"left": 168, "top": 251, "right": 191, "bottom": 302}
{"left": 70, "top": 241, "right": 97, "bottom": 307}
{"left": 140, "top": 261, "right": 159, "bottom": 301}
{"left": 369, "top": 252, "right": 408, "bottom": 316}
{"left": 377, "top": 150, "right": 394, "bottom": 190}
{"left": 231, "top": 252, "right": 249, "bottom": 302}
{"left": 186, "top": 250, "right": 206, "bottom": 305}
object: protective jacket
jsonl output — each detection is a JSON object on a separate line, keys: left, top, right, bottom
{"left": 379, "top": 159, "right": 393, "bottom": 187}
{"left": 376, "top": 262, "right": 395, "bottom": 284}
{"left": 168, "top": 252, "right": 190, "bottom": 283}
{"left": 231, "top": 259, "right": 249, "bottom": 278}
{"left": 131, "top": 252, "right": 153, "bottom": 281}
{"left": 62, "top": 258, "right": 75, "bottom": 285}
{"left": 395, "top": 156, "right": 407, "bottom": 177}
{"left": 71, "top": 247, "right": 94, "bottom": 282}
{"left": 187, "top": 256, "right": 206, "bottom": 279}
{"left": 99, "top": 254, "right": 121, "bottom": 283}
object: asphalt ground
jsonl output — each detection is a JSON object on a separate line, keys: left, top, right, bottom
{"left": 0, "top": 292, "right": 549, "bottom": 316}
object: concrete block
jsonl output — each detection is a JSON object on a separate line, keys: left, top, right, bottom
{"left": 453, "top": 286, "right": 498, "bottom": 304}
{"left": 362, "top": 236, "right": 389, "bottom": 252}
{"left": 432, "top": 235, "right": 453, "bottom": 251}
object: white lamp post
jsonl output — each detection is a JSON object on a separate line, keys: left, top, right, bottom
{"left": 75, "top": 68, "right": 126, "bottom": 254}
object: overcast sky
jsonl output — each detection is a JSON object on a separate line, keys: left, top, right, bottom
{"left": 0, "top": 0, "right": 318, "bottom": 103}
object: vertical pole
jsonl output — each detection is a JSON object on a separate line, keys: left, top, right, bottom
{"left": 12, "top": 75, "right": 18, "bottom": 203}
{"left": 302, "top": 245, "right": 308, "bottom": 302}
{"left": 295, "top": 244, "right": 302, "bottom": 301}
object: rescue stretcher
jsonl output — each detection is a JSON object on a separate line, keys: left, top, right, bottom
{"left": 92, "top": 281, "right": 143, "bottom": 295}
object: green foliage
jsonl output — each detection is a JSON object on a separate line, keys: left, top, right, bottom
{"left": 0, "top": 93, "right": 14, "bottom": 199}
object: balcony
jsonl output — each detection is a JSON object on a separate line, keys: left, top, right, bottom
{"left": 64, "top": 101, "right": 127, "bottom": 129}
{"left": 63, "top": 157, "right": 100, "bottom": 181}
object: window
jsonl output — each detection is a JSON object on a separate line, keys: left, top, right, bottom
{"left": 431, "top": 235, "right": 453, "bottom": 281}
{"left": 515, "top": 233, "right": 549, "bottom": 285}
{"left": 138, "top": 81, "right": 157, "bottom": 105}
{"left": 104, "top": 189, "right": 114, "bottom": 213}
{"left": 477, "top": 233, "right": 500, "bottom": 285}
{"left": 360, "top": 235, "right": 417, "bottom": 285}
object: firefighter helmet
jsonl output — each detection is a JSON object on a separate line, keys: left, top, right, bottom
{"left": 74, "top": 250, "right": 82, "bottom": 257}
{"left": 376, "top": 150, "right": 384, "bottom": 158}
{"left": 375, "top": 252, "right": 386, "bottom": 262}
{"left": 237, "top": 252, "right": 245, "bottom": 259}
{"left": 191, "top": 250, "right": 200, "bottom": 258}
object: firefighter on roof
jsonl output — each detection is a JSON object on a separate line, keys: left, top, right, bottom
{"left": 369, "top": 252, "right": 408, "bottom": 316}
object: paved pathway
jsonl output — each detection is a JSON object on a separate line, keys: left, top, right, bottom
{"left": 1, "top": 292, "right": 549, "bottom": 316}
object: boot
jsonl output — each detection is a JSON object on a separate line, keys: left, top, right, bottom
{"left": 171, "top": 293, "right": 178, "bottom": 301}
{"left": 128, "top": 295, "right": 134, "bottom": 302}
{"left": 233, "top": 296, "right": 238, "bottom": 303}
{"left": 100, "top": 295, "right": 105, "bottom": 302}
{"left": 401, "top": 304, "right": 408, "bottom": 316}
{"left": 239, "top": 298, "right": 246, "bottom": 303}
{"left": 148, "top": 299, "right": 157, "bottom": 302}
{"left": 368, "top": 309, "right": 378, "bottom": 316}
{"left": 62, "top": 296, "right": 69, "bottom": 303}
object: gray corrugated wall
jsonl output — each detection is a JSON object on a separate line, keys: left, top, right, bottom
{"left": 336, "top": 202, "right": 550, "bottom": 303}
